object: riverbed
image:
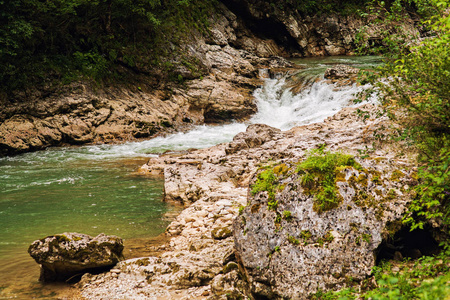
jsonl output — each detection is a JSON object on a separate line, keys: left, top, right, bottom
{"left": 0, "top": 56, "right": 380, "bottom": 299}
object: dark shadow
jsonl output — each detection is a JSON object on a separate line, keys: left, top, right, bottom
{"left": 376, "top": 226, "right": 441, "bottom": 264}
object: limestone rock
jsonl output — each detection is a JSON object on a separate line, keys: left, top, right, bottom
{"left": 225, "top": 124, "right": 282, "bottom": 154}
{"left": 28, "top": 232, "right": 124, "bottom": 282}
{"left": 233, "top": 159, "right": 414, "bottom": 299}
{"left": 80, "top": 103, "right": 418, "bottom": 299}
{"left": 324, "top": 64, "right": 360, "bottom": 79}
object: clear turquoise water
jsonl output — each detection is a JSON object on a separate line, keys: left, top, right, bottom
{"left": 0, "top": 147, "right": 172, "bottom": 298}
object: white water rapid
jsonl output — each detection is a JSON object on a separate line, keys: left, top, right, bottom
{"left": 3, "top": 57, "right": 379, "bottom": 163}
{"left": 7, "top": 75, "right": 371, "bottom": 163}
{"left": 70, "top": 76, "right": 372, "bottom": 158}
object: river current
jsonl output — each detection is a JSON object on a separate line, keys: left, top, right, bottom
{"left": 0, "top": 56, "right": 380, "bottom": 298}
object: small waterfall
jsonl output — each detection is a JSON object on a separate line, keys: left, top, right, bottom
{"left": 250, "top": 77, "right": 370, "bottom": 130}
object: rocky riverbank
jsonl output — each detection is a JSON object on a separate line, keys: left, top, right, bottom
{"left": 77, "top": 100, "right": 425, "bottom": 299}
{"left": 0, "top": 0, "right": 420, "bottom": 157}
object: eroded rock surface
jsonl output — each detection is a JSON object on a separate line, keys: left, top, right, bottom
{"left": 28, "top": 232, "right": 124, "bottom": 282}
{"left": 324, "top": 64, "right": 360, "bottom": 79}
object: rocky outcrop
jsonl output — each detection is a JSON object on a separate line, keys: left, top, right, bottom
{"left": 233, "top": 158, "right": 415, "bottom": 298}
{"left": 28, "top": 232, "right": 124, "bottom": 282}
{"left": 0, "top": 0, "right": 420, "bottom": 157}
{"left": 219, "top": 0, "right": 420, "bottom": 57}
{"left": 78, "top": 103, "right": 420, "bottom": 299}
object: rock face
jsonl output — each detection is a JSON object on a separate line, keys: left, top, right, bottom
{"left": 28, "top": 232, "right": 124, "bottom": 282}
{"left": 233, "top": 159, "right": 415, "bottom": 299}
{"left": 79, "top": 103, "right": 418, "bottom": 299}
{"left": 219, "top": 0, "right": 419, "bottom": 57}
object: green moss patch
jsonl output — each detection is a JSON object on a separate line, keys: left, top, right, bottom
{"left": 251, "top": 163, "right": 291, "bottom": 211}
{"left": 296, "top": 149, "right": 362, "bottom": 213}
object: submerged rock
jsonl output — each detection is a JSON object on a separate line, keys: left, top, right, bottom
{"left": 28, "top": 232, "right": 124, "bottom": 282}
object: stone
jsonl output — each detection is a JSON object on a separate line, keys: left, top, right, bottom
{"left": 211, "top": 226, "right": 233, "bottom": 240}
{"left": 233, "top": 158, "right": 414, "bottom": 299}
{"left": 28, "top": 232, "right": 124, "bottom": 282}
{"left": 225, "top": 124, "right": 282, "bottom": 155}
{"left": 324, "top": 64, "right": 360, "bottom": 79}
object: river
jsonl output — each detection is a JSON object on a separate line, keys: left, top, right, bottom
{"left": 0, "top": 56, "right": 380, "bottom": 299}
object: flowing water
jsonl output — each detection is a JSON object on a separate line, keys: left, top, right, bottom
{"left": 0, "top": 56, "right": 380, "bottom": 299}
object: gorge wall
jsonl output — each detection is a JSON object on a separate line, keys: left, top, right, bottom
{"left": 0, "top": 0, "right": 419, "bottom": 156}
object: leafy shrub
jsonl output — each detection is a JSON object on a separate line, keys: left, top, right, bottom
{"left": 360, "top": 0, "right": 450, "bottom": 241}
{"left": 310, "top": 249, "right": 450, "bottom": 299}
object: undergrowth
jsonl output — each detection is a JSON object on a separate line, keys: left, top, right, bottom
{"left": 310, "top": 249, "right": 450, "bottom": 300}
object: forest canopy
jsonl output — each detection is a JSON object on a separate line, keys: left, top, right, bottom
{"left": 0, "top": 0, "right": 215, "bottom": 90}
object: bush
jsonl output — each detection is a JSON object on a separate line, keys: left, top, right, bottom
{"left": 362, "top": 1, "right": 450, "bottom": 240}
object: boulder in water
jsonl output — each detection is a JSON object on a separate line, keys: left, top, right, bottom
{"left": 324, "top": 64, "right": 359, "bottom": 79}
{"left": 28, "top": 232, "right": 124, "bottom": 282}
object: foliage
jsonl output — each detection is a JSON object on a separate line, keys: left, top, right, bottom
{"left": 359, "top": 0, "right": 450, "bottom": 241}
{"left": 354, "top": 0, "right": 439, "bottom": 55}
{"left": 310, "top": 249, "right": 450, "bottom": 299}
{"left": 251, "top": 166, "right": 285, "bottom": 211}
{"left": 296, "top": 148, "right": 361, "bottom": 213}
{"left": 0, "top": 0, "right": 216, "bottom": 91}
{"left": 266, "top": 0, "right": 371, "bottom": 15}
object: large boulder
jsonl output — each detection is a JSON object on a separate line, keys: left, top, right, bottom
{"left": 28, "top": 232, "right": 124, "bottom": 282}
{"left": 233, "top": 158, "right": 416, "bottom": 299}
{"left": 225, "top": 124, "right": 282, "bottom": 155}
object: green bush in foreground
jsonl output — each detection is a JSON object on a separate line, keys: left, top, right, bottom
{"left": 310, "top": 249, "right": 450, "bottom": 300}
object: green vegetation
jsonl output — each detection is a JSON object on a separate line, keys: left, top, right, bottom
{"left": 310, "top": 249, "right": 450, "bottom": 299}
{"left": 283, "top": 210, "right": 293, "bottom": 221}
{"left": 322, "top": 1, "right": 450, "bottom": 298}
{"left": 296, "top": 148, "right": 362, "bottom": 213}
{"left": 0, "top": 0, "right": 216, "bottom": 92}
{"left": 354, "top": 0, "right": 440, "bottom": 55}
{"left": 358, "top": 0, "right": 449, "bottom": 242}
{"left": 251, "top": 165, "right": 290, "bottom": 211}
{"left": 266, "top": 0, "right": 371, "bottom": 15}
{"left": 287, "top": 234, "right": 300, "bottom": 245}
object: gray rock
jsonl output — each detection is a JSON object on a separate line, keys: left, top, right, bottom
{"left": 233, "top": 160, "right": 413, "bottom": 299}
{"left": 226, "top": 124, "right": 281, "bottom": 155}
{"left": 324, "top": 64, "right": 359, "bottom": 79}
{"left": 28, "top": 232, "right": 124, "bottom": 282}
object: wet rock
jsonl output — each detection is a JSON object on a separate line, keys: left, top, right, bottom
{"left": 324, "top": 64, "right": 360, "bottom": 79}
{"left": 28, "top": 232, "right": 124, "bottom": 282}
